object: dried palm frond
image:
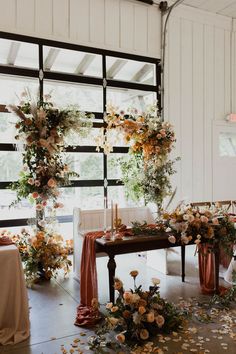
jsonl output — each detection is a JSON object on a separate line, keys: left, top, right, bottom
{"left": 7, "top": 105, "right": 26, "bottom": 120}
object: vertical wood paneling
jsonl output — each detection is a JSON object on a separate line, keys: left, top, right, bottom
{"left": 180, "top": 19, "right": 193, "bottom": 200}
{"left": 105, "top": 0, "right": 119, "bottom": 48}
{"left": 167, "top": 16, "right": 182, "bottom": 204}
{"left": 120, "top": 0, "right": 134, "bottom": 50}
{"left": 232, "top": 31, "right": 236, "bottom": 113}
{"left": 52, "top": 0, "right": 68, "bottom": 38}
{"left": 147, "top": 6, "right": 161, "bottom": 58}
{"left": 17, "top": 0, "right": 35, "bottom": 32}
{"left": 90, "top": 0, "right": 105, "bottom": 44}
{"left": 192, "top": 22, "right": 204, "bottom": 201}
{"left": 70, "top": 0, "right": 90, "bottom": 42}
{"left": 204, "top": 25, "right": 214, "bottom": 201}
{"left": 35, "top": 0, "right": 53, "bottom": 35}
{"left": 224, "top": 30, "right": 231, "bottom": 115}
{"left": 214, "top": 27, "right": 225, "bottom": 119}
{"left": 0, "top": 0, "right": 16, "bottom": 29}
{"left": 134, "top": 4, "right": 148, "bottom": 53}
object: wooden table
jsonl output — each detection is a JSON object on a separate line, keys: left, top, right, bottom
{"left": 95, "top": 232, "right": 217, "bottom": 303}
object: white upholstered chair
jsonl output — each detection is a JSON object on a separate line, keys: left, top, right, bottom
{"left": 73, "top": 206, "right": 155, "bottom": 282}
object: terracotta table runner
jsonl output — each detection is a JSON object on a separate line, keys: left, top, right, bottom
{"left": 75, "top": 231, "right": 103, "bottom": 326}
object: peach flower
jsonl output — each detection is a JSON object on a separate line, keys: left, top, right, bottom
{"left": 116, "top": 333, "right": 125, "bottom": 343}
{"left": 156, "top": 314, "right": 165, "bottom": 328}
{"left": 146, "top": 312, "right": 155, "bottom": 323}
{"left": 47, "top": 178, "right": 57, "bottom": 188}
{"left": 109, "top": 317, "right": 119, "bottom": 326}
{"left": 139, "top": 329, "right": 149, "bottom": 340}
{"left": 123, "top": 291, "right": 133, "bottom": 304}
{"left": 138, "top": 306, "right": 146, "bottom": 315}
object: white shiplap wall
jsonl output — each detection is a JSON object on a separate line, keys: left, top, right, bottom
{"left": 165, "top": 5, "right": 232, "bottom": 204}
{"left": 0, "top": 0, "right": 161, "bottom": 58}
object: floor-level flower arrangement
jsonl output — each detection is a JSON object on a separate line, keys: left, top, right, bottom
{"left": 89, "top": 271, "right": 186, "bottom": 353}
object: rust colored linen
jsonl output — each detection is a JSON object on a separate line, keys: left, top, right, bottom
{"left": 198, "top": 243, "right": 216, "bottom": 294}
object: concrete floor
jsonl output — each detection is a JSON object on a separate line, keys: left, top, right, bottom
{"left": 1, "top": 246, "right": 236, "bottom": 354}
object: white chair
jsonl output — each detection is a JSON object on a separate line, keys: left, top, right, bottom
{"left": 73, "top": 206, "right": 155, "bottom": 282}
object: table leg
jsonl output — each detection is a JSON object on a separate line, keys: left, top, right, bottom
{"left": 181, "top": 245, "right": 185, "bottom": 282}
{"left": 214, "top": 245, "right": 220, "bottom": 294}
{"left": 107, "top": 255, "right": 116, "bottom": 303}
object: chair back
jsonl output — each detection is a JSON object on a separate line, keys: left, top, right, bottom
{"left": 213, "top": 200, "right": 232, "bottom": 212}
{"left": 73, "top": 206, "right": 155, "bottom": 281}
{"left": 190, "top": 201, "right": 212, "bottom": 210}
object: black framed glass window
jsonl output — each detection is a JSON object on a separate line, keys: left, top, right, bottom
{"left": 0, "top": 31, "right": 160, "bottom": 230}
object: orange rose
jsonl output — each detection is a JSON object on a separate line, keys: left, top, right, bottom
{"left": 47, "top": 178, "right": 57, "bottom": 188}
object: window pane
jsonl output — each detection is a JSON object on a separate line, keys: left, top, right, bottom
{"left": 43, "top": 46, "right": 102, "bottom": 77}
{"left": 0, "top": 75, "right": 39, "bottom": 105}
{"left": 107, "top": 186, "right": 143, "bottom": 208}
{"left": 57, "top": 187, "right": 104, "bottom": 214}
{"left": 0, "top": 151, "right": 22, "bottom": 181}
{"left": 106, "top": 57, "right": 156, "bottom": 85}
{"left": 219, "top": 132, "right": 236, "bottom": 156}
{"left": 0, "top": 190, "right": 35, "bottom": 220}
{"left": 0, "top": 112, "right": 18, "bottom": 143}
{"left": 65, "top": 152, "right": 103, "bottom": 180}
{"left": 65, "top": 127, "right": 101, "bottom": 146}
{"left": 107, "top": 87, "right": 156, "bottom": 112}
{"left": 44, "top": 80, "right": 103, "bottom": 112}
{"left": 0, "top": 39, "right": 39, "bottom": 69}
{"left": 107, "top": 153, "right": 126, "bottom": 179}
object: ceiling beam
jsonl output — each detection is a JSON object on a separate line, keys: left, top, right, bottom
{"left": 131, "top": 63, "right": 153, "bottom": 82}
{"left": 7, "top": 42, "right": 21, "bottom": 65}
{"left": 75, "top": 54, "right": 95, "bottom": 75}
{"left": 44, "top": 48, "right": 60, "bottom": 71}
{"left": 107, "top": 59, "right": 128, "bottom": 79}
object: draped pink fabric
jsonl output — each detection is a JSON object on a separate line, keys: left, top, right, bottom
{"left": 79, "top": 231, "right": 103, "bottom": 306}
{"left": 75, "top": 231, "right": 103, "bottom": 327}
{"left": 198, "top": 244, "right": 216, "bottom": 294}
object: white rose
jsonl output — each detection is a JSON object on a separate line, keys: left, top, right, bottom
{"left": 168, "top": 235, "right": 176, "bottom": 244}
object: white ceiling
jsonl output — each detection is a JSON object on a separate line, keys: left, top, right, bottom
{"left": 182, "top": 0, "right": 236, "bottom": 18}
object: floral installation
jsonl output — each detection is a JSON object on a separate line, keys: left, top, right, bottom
{"left": 89, "top": 271, "right": 185, "bottom": 352}
{"left": 9, "top": 93, "right": 93, "bottom": 210}
{"left": 162, "top": 204, "right": 236, "bottom": 256}
{"left": 7, "top": 92, "right": 93, "bottom": 283}
{"left": 11, "top": 227, "right": 72, "bottom": 286}
{"left": 96, "top": 104, "right": 179, "bottom": 211}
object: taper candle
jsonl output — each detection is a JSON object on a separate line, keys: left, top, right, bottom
{"left": 103, "top": 197, "right": 107, "bottom": 233}
{"left": 115, "top": 203, "right": 118, "bottom": 231}
{"left": 111, "top": 200, "right": 113, "bottom": 235}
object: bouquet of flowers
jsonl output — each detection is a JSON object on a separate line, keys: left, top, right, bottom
{"left": 89, "top": 271, "right": 184, "bottom": 351}
{"left": 96, "top": 104, "right": 178, "bottom": 210}
{"left": 162, "top": 205, "right": 236, "bottom": 256}
{"left": 12, "top": 227, "right": 72, "bottom": 285}
{"left": 9, "top": 93, "right": 93, "bottom": 210}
